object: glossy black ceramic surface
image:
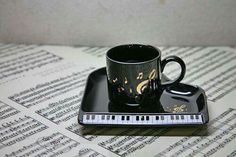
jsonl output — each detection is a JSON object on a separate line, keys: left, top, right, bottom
{"left": 78, "top": 68, "right": 209, "bottom": 126}
{"left": 106, "top": 44, "right": 186, "bottom": 105}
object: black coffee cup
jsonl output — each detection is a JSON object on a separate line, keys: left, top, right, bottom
{"left": 106, "top": 44, "right": 186, "bottom": 106}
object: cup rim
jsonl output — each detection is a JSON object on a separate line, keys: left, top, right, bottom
{"left": 106, "top": 44, "right": 161, "bottom": 65}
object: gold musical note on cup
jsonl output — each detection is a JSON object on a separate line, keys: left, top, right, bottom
{"left": 112, "top": 78, "right": 118, "bottom": 83}
{"left": 137, "top": 72, "right": 143, "bottom": 80}
{"left": 124, "top": 77, "right": 128, "bottom": 84}
{"left": 149, "top": 69, "right": 157, "bottom": 79}
{"left": 136, "top": 80, "right": 149, "bottom": 94}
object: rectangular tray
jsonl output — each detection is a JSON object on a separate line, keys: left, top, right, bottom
{"left": 78, "top": 68, "right": 209, "bottom": 126}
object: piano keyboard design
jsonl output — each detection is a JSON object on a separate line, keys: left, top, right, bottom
{"left": 82, "top": 114, "right": 203, "bottom": 125}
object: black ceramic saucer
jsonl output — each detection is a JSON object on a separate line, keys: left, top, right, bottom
{"left": 78, "top": 68, "right": 209, "bottom": 126}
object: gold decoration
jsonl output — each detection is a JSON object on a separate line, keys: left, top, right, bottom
{"left": 136, "top": 80, "right": 149, "bottom": 94}
{"left": 125, "top": 77, "right": 128, "bottom": 84}
{"left": 129, "top": 88, "right": 133, "bottom": 93}
{"left": 148, "top": 69, "right": 157, "bottom": 79}
{"left": 117, "top": 87, "right": 125, "bottom": 93}
{"left": 136, "top": 69, "right": 157, "bottom": 94}
{"left": 112, "top": 78, "right": 118, "bottom": 83}
{"left": 137, "top": 72, "right": 143, "bottom": 80}
{"left": 172, "top": 104, "right": 187, "bottom": 113}
{"left": 117, "top": 88, "right": 121, "bottom": 93}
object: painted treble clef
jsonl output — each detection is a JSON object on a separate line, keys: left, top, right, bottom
{"left": 136, "top": 69, "right": 157, "bottom": 94}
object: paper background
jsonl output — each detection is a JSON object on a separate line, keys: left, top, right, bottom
{"left": 0, "top": 0, "right": 236, "bottom": 46}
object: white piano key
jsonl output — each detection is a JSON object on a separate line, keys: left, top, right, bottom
{"left": 190, "top": 115, "right": 197, "bottom": 124}
{"left": 197, "top": 115, "right": 203, "bottom": 123}
{"left": 160, "top": 115, "right": 165, "bottom": 124}
{"left": 120, "top": 115, "right": 127, "bottom": 124}
{"left": 160, "top": 115, "right": 171, "bottom": 124}
{"left": 196, "top": 115, "right": 203, "bottom": 124}
{"left": 145, "top": 115, "right": 151, "bottom": 124}
{"left": 137, "top": 115, "right": 142, "bottom": 124}
{"left": 152, "top": 116, "right": 156, "bottom": 124}
{"left": 148, "top": 115, "right": 154, "bottom": 124}
{"left": 179, "top": 115, "right": 184, "bottom": 124}
{"left": 98, "top": 115, "right": 104, "bottom": 124}
{"left": 175, "top": 115, "right": 182, "bottom": 124}
{"left": 139, "top": 115, "right": 145, "bottom": 125}
{"left": 121, "top": 116, "right": 128, "bottom": 125}
{"left": 195, "top": 115, "right": 199, "bottom": 123}
{"left": 183, "top": 115, "right": 189, "bottom": 124}
{"left": 169, "top": 115, "right": 174, "bottom": 124}
{"left": 189, "top": 115, "right": 194, "bottom": 123}
{"left": 142, "top": 116, "right": 149, "bottom": 125}
{"left": 155, "top": 115, "right": 162, "bottom": 125}
{"left": 105, "top": 115, "right": 110, "bottom": 124}
{"left": 87, "top": 115, "right": 93, "bottom": 124}
{"left": 173, "top": 115, "right": 178, "bottom": 124}
{"left": 116, "top": 115, "right": 122, "bottom": 124}
{"left": 92, "top": 115, "right": 97, "bottom": 124}
{"left": 127, "top": 116, "right": 133, "bottom": 124}
{"left": 191, "top": 115, "right": 197, "bottom": 123}
{"left": 96, "top": 115, "right": 103, "bottom": 124}
{"left": 97, "top": 115, "right": 101, "bottom": 124}
{"left": 84, "top": 115, "right": 90, "bottom": 123}
{"left": 83, "top": 115, "right": 87, "bottom": 123}
{"left": 111, "top": 115, "right": 117, "bottom": 124}
{"left": 123, "top": 116, "right": 130, "bottom": 125}
{"left": 157, "top": 115, "right": 162, "bottom": 124}
{"left": 186, "top": 115, "right": 192, "bottom": 124}
{"left": 130, "top": 116, "right": 136, "bottom": 124}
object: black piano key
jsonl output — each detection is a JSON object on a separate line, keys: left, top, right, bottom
{"left": 136, "top": 116, "right": 139, "bottom": 121}
{"left": 156, "top": 116, "right": 159, "bottom": 120}
{"left": 86, "top": 115, "right": 90, "bottom": 120}
{"left": 112, "top": 115, "right": 115, "bottom": 120}
{"left": 101, "top": 115, "right": 105, "bottom": 120}
{"left": 141, "top": 116, "right": 144, "bottom": 121}
{"left": 146, "top": 116, "right": 149, "bottom": 121}
{"left": 161, "top": 116, "right": 164, "bottom": 120}
{"left": 195, "top": 115, "right": 199, "bottom": 119}
{"left": 190, "top": 115, "right": 194, "bottom": 119}
{"left": 107, "top": 115, "right": 110, "bottom": 120}
{"left": 171, "top": 115, "right": 174, "bottom": 120}
{"left": 121, "top": 116, "right": 125, "bottom": 120}
{"left": 126, "top": 116, "right": 130, "bottom": 121}
{"left": 92, "top": 115, "right": 95, "bottom": 120}
{"left": 176, "top": 115, "right": 179, "bottom": 120}
{"left": 181, "top": 115, "right": 184, "bottom": 120}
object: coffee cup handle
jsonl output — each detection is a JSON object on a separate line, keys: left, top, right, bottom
{"left": 160, "top": 56, "right": 186, "bottom": 86}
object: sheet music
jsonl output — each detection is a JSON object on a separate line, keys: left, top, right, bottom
{"left": 0, "top": 43, "right": 236, "bottom": 157}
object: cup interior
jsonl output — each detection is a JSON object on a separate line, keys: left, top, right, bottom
{"left": 107, "top": 44, "right": 159, "bottom": 64}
